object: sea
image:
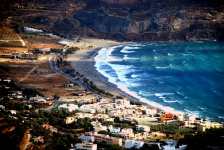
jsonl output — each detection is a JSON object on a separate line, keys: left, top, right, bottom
{"left": 94, "top": 41, "right": 224, "bottom": 123}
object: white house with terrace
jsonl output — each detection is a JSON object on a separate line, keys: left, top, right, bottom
{"left": 108, "top": 125, "right": 121, "bottom": 134}
{"left": 125, "top": 140, "right": 144, "bottom": 149}
{"left": 118, "top": 128, "right": 134, "bottom": 139}
{"left": 58, "top": 104, "right": 78, "bottom": 112}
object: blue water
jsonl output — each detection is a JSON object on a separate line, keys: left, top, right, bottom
{"left": 94, "top": 41, "right": 224, "bottom": 123}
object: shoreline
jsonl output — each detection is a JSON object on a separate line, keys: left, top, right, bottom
{"left": 67, "top": 38, "right": 185, "bottom": 115}
{"left": 66, "top": 38, "right": 223, "bottom": 123}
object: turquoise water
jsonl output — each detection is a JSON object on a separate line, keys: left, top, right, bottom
{"left": 94, "top": 41, "right": 224, "bottom": 123}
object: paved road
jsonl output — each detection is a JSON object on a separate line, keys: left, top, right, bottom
{"left": 49, "top": 55, "right": 98, "bottom": 95}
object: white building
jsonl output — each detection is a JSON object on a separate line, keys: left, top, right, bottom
{"left": 74, "top": 142, "right": 97, "bottom": 150}
{"left": 76, "top": 113, "right": 94, "bottom": 119}
{"left": 197, "top": 121, "right": 223, "bottom": 132}
{"left": 58, "top": 104, "right": 78, "bottom": 112}
{"left": 108, "top": 125, "right": 121, "bottom": 134}
{"left": 118, "top": 128, "right": 134, "bottom": 139}
{"left": 93, "top": 124, "right": 107, "bottom": 132}
{"left": 136, "top": 125, "right": 150, "bottom": 132}
{"left": 79, "top": 108, "right": 96, "bottom": 114}
{"left": 125, "top": 140, "right": 144, "bottom": 149}
{"left": 115, "top": 99, "right": 130, "bottom": 106}
{"left": 145, "top": 108, "right": 157, "bottom": 116}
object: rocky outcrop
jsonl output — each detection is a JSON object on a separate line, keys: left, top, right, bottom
{"left": 74, "top": 11, "right": 151, "bottom": 34}
{"left": 1, "top": 0, "right": 223, "bottom": 42}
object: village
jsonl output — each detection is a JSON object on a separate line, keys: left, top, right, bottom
{"left": 0, "top": 19, "right": 223, "bottom": 149}
{"left": 0, "top": 77, "right": 223, "bottom": 150}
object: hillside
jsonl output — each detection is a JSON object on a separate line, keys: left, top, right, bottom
{"left": 0, "top": 0, "right": 223, "bottom": 42}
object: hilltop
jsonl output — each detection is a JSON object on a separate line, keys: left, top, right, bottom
{"left": 0, "top": 0, "right": 224, "bottom": 42}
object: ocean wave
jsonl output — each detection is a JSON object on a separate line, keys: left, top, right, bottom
{"left": 108, "top": 64, "right": 133, "bottom": 82}
{"left": 95, "top": 46, "right": 123, "bottom": 63}
{"left": 218, "top": 116, "right": 224, "bottom": 119}
{"left": 198, "top": 107, "right": 206, "bottom": 110}
{"left": 163, "top": 99, "right": 181, "bottom": 103}
{"left": 168, "top": 53, "right": 175, "bottom": 56}
{"left": 184, "top": 109, "right": 201, "bottom": 116}
{"left": 105, "top": 56, "right": 123, "bottom": 62}
{"left": 155, "top": 93, "right": 174, "bottom": 97}
{"left": 131, "top": 74, "right": 138, "bottom": 78}
{"left": 120, "top": 46, "right": 138, "bottom": 53}
{"left": 124, "top": 55, "right": 139, "bottom": 60}
{"left": 94, "top": 42, "right": 224, "bottom": 122}
{"left": 156, "top": 66, "right": 170, "bottom": 69}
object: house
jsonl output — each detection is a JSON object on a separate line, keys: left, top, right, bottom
{"left": 136, "top": 125, "right": 150, "bottom": 132}
{"left": 197, "top": 121, "right": 223, "bottom": 132}
{"left": 125, "top": 140, "right": 144, "bottom": 149}
{"left": 79, "top": 108, "right": 96, "bottom": 114}
{"left": 74, "top": 141, "right": 97, "bottom": 150}
{"left": 58, "top": 104, "right": 78, "bottom": 112}
{"left": 135, "top": 109, "right": 143, "bottom": 117}
{"left": 94, "top": 134, "right": 122, "bottom": 146}
{"left": 145, "top": 108, "right": 157, "bottom": 116}
{"left": 42, "top": 124, "right": 58, "bottom": 133}
{"left": 134, "top": 132, "right": 149, "bottom": 140}
{"left": 161, "top": 113, "right": 174, "bottom": 122}
{"left": 108, "top": 125, "right": 120, "bottom": 134}
{"left": 9, "top": 110, "right": 16, "bottom": 115}
{"left": 115, "top": 99, "right": 130, "bottom": 106}
{"left": 118, "top": 128, "right": 134, "bottom": 139}
{"left": 176, "top": 114, "right": 185, "bottom": 121}
{"left": 105, "top": 118, "right": 114, "bottom": 122}
{"left": 0, "top": 105, "right": 5, "bottom": 110}
{"left": 185, "top": 114, "right": 196, "bottom": 124}
{"left": 92, "top": 114, "right": 109, "bottom": 120}
{"left": 76, "top": 113, "right": 94, "bottom": 119}
{"left": 65, "top": 116, "right": 77, "bottom": 124}
{"left": 93, "top": 124, "right": 107, "bottom": 132}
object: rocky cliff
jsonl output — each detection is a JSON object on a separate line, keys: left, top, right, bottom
{"left": 1, "top": 0, "right": 224, "bottom": 42}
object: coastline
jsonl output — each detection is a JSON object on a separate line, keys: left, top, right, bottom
{"left": 66, "top": 38, "right": 224, "bottom": 122}
{"left": 67, "top": 38, "right": 129, "bottom": 98}
{"left": 67, "top": 38, "right": 186, "bottom": 115}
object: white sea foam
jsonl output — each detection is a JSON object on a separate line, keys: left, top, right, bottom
{"left": 218, "top": 116, "right": 224, "bottom": 119}
{"left": 163, "top": 99, "right": 180, "bottom": 103}
{"left": 168, "top": 53, "right": 175, "bottom": 56}
{"left": 106, "top": 56, "right": 123, "bottom": 62}
{"left": 155, "top": 93, "right": 174, "bottom": 97}
{"left": 120, "top": 46, "right": 138, "bottom": 53}
{"left": 198, "top": 107, "right": 205, "bottom": 110}
{"left": 156, "top": 66, "right": 170, "bottom": 69}
{"left": 184, "top": 109, "right": 201, "bottom": 117}
{"left": 124, "top": 55, "right": 139, "bottom": 60}
{"left": 94, "top": 44, "right": 199, "bottom": 117}
{"left": 131, "top": 74, "right": 138, "bottom": 78}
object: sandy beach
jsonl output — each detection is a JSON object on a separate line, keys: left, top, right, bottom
{"left": 67, "top": 38, "right": 131, "bottom": 98}
{"left": 66, "top": 38, "right": 185, "bottom": 116}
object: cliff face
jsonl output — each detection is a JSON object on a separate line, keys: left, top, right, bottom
{"left": 1, "top": 0, "right": 224, "bottom": 41}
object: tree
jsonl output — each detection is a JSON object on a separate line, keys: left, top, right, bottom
{"left": 54, "top": 95, "right": 60, "bottom": 100}
{"left": 114, "top": 117, "right": 120, "bottom": 123}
